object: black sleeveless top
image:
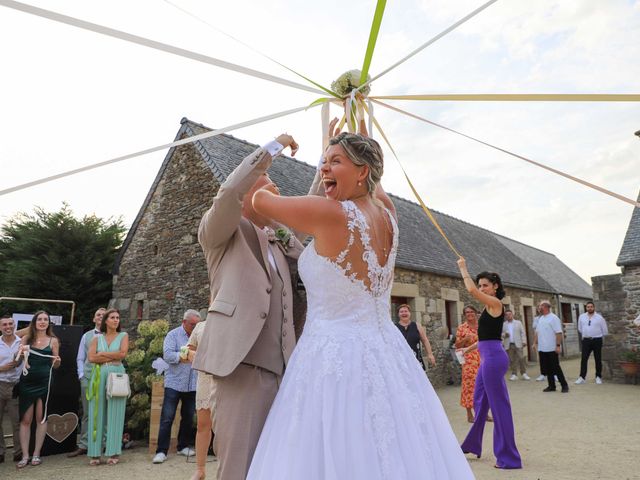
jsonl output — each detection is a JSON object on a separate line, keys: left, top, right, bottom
{"left": 478, "top": 307, "right": 505, "bottom": 341}
{"left": 395, "top": 321, "right": 425, "bottom": 369}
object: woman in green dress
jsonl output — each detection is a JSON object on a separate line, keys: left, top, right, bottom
{"left": 16, "top": 311, "right": 61, "bottom": 468}
{"left": 87, "top": 308, "right": 129, "bottom": 466}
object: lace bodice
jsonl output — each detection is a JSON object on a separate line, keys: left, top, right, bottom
{"left": 298, "top": 200, "right": 398, "bottom": 335}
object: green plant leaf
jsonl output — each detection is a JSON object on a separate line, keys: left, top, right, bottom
{"left": 360, "top": 0, "right": 387, "bottom": 86}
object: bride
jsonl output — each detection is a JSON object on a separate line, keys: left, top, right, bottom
{"left": 247, "top": 126, "right": 474, "bottom": 479}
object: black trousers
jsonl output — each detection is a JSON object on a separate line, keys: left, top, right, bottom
{"left": 539, "top": 351, "right": 567, "bottom": 389}
{"left": 580, "top": 337, "right": 603, "bottom": 378}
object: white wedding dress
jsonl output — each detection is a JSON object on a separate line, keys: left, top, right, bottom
{"left": 247, "top": 201, "right": 475, "bottom": 480}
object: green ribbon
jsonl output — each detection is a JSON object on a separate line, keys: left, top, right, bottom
{"left": 359, "top": 0, "right": 387, "bottom": 87}
{"left": 86, "top": 364, "right": 101, "bottom": 442}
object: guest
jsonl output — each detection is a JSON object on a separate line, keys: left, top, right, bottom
{"left": 187, "top": 319, "right": 217, "bottom": 480}
{"left": 87, "top": 308, "right": 129, "bottom": 465}
{"left": 0, "top": 315, "right": 23, "bottom": 463}
{"left": 575, "top": 301, "right": 608, "bottom": 385}
{"left": 533, "top": 301, "right": 569, "bottom": 393}
{"left": 532, "top": 306, "right": 546, "bottom": 381}
{"left": 15, "top": 311, "right": 61, "bottom": 468}
{"left": 457, "top": 260, "right": 522, "bottom": 469}
{"left": 152, "top": 309, "right": 200, "bottom": 464}
{"left": 68, "top": 307, "right": 105, "bottom": 457}
{"left": 455, "top": 306, "right": 481, "bottom": 423}
{"left": 502, "top": 310, "right": 530, "bottom": 381}
{"left": 395, "top": 304, "right": 436, "bottom": 370}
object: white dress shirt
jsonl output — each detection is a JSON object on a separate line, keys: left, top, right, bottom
{"left": 0, "top": 335, "right": 22, "bottom": 383}
{"left": 578, "top": 313, "right": 608, "bottom": 339}
{"left": 506, "top": 321, "right": 515, "bottom": 342}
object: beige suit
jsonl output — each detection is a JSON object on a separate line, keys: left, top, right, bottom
{"left": 192, "top": 146, "right": 305, "bottom": 480}
{"left": 502, "top": 320, "right": 528, "bottom": 375}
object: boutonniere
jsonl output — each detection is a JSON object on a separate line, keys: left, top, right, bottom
{"left": 264, "top": 226, "right": 295, "bottom": 252}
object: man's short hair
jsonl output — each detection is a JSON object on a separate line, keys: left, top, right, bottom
{"left": 586, "top": 301, "right": 595, "bottom": 307}
{"left": 183, "top": 309, "right": 202, "bottom": 321}
{"left": 0, "top": 314, "right": 12, "bottom": 320}
{"left": 539, "top": 301, "right": 551, "bottom": 309}
{"left": 505, "top": 309, "right": 512, "bottom": 313}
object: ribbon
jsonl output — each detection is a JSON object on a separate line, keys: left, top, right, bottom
{"left": 86, "top": 364, "right": 101, "bottom": 441}
{"left": 0, "top": 102, "right": 323, "bottom": 197}
{"left": 0, "top": 0, "right": 324, "bottom": 96}
{"left": 359, "top": 0, "right": 499, "bottom": 92}
{"left": 371, "top": 94, "right": 640, "bottom": 102}
{"left": 361, "top": 103, "right": 462, "bottom": 257}
{"left": 371, "top": 99, "right": 640, "bottom": 209}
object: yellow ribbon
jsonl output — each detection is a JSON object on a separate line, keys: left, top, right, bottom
{"left": 361, "top": 102, "right": 462, "bottom": 258}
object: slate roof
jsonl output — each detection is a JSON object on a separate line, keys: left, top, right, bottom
{"left": 115, "top": 118, "right": 592, "bottom": 299}
{"left": 617, "top": 191, "right": 640, "bottom": 267}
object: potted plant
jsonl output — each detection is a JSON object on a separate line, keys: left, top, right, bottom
{"left": 620, "top": 346, "right": 640, "bottom": 376}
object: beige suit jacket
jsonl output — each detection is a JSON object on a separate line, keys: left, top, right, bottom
{"left": 502, "top": 319, "right": 527, "bottom": 349}
{"left": 192, "top": 147, "right": 304, "bottom": 377}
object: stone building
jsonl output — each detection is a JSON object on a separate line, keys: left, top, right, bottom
{"left": 111, "top": 118, "right": 592, "bottom": 386}
{"left": 592, "top": 191, "right": 640, "bottom": 382}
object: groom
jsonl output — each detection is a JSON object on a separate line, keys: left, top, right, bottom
{"left": 193, "top": 133, "right": 306, "bottom": 480}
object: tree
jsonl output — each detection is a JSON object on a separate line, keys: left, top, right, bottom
{"left": 0, "top": 204, "right": 126, "bottom": 324}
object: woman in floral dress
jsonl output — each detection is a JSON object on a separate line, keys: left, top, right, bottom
{"left": 455, "top": 305, "right": 481, "bottom": 423}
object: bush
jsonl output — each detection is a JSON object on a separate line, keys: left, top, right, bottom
{"left": 125, "top": 319, "right": 168, "bottom": 439}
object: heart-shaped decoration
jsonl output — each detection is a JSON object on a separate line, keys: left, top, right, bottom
{"left": 46, "top": 412, "right": 79, "bottom": 443}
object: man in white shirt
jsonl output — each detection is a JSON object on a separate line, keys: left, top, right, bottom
{"left": 502, "top": 310, "right": 530, "bottom": 380}
{"left": 0, "top": 315, "right": 23, "bottom": 463}
{"left": 67, "top": 307, "right": 105, "bottom": 457}
{"left": 575, "top": 301, "right": 608, "bottom": 385}
{"left": 533, "top": 301, "right": 569, "bottom": 393}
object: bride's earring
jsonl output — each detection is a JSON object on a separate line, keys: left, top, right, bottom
{"left": 357, "top": 181, "right": 362, "bottom": 186}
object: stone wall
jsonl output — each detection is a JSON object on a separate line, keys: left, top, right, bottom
{"left": 592, "top": 270, "right": 640, "bottom": 382}
{"left": 111, "top": 141, "right": 216, "bottom": 329}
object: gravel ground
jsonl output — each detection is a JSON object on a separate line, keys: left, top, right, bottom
{"left": 3, "top": 357, "right": 639, "bottom": 480}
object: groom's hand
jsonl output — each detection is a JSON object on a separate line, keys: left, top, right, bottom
{"left": 275, "top": 134, "right": 299, "bottom": 156}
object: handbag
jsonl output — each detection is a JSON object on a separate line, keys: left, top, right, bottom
{"left": 106, "top": 372, "right": 131, "bottom": 398}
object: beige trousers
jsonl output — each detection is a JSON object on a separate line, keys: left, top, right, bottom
{"left": 214, "top": 364, "right": 280, "bottom": 480}
{"left": 0, "top": 381, "right": 21, "bottom": 458}
{"left": 507, "top": 344, "right": 527, "bottom": 375}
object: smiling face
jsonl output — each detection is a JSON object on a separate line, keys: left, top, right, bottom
{"left": 0, "top": 317, "right": 15, "bottom": 337}
{"left": 320, "top": 144, "right": 368, "bottom": 201}
{"left": 35, "top": 312, "right": 50, "bottom": 331}
{"left": 463, "top": 307, "right": 477, "bottom": 323}
{"left": 477, "top": 278, "right": 497, "bottom": 297}
{"left": 398, "top": 306, "right": 411, "bottom": 322}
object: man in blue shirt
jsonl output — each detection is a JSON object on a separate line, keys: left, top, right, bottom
{"left": 152, "top": 309, "right": 201, "bottom": 464}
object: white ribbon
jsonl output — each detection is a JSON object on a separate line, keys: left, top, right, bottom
{"left": 358, "top": 0, "right": 499, "bottom": 92}
{"left": 0, "top": 0, "right": 324, "bottom": 95}
{"left": 0, "top": 102, "right": 322, "bottom": 197}
{"left": 372, "top": 99, "right": 640, "bottom": 209}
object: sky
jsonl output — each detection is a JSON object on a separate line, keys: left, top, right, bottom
{"left": 0, "top": 0, "right": 639, "bottom": 284}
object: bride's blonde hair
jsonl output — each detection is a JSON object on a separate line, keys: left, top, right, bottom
{"left": 327, "top": 133, "right": 384, "bottom": 194}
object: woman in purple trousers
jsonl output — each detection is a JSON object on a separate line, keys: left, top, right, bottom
{"left": 457, "top": 258, "right": 522, "bottom": 469}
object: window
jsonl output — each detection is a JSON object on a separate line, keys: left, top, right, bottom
{"left": 136, "top": 300, "right": 144, "bottom": 321}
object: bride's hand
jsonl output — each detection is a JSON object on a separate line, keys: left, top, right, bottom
{"left": 328, "top": 117, "right": 341, "bottom": 138}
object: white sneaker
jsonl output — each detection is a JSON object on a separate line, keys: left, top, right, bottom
{"left": 509, "top": 374, "right": 518, "bottom": 381}
{"left": 522, "top": 373, "right": 531, "bottom": 380}
{"left": 575, "top": 377, "right": 586, "bottom": 385}
{"left": 536, "top": 375, "right": 545, "bottom": 381}
{"left": 595, "top": 377, "right": 603, "bottom": 385}
{"left": 177, "top": 447, "right": 195, "bottom": 457}
{"left": 152, "top": 452, "right": 167, "bottom": 464}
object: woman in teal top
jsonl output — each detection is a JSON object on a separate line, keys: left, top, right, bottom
{"left": 16, "top": 311, "right": 61, "bottom": 468}
{"left": 87, "top": 308, "right": 129, "bottom": 466}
